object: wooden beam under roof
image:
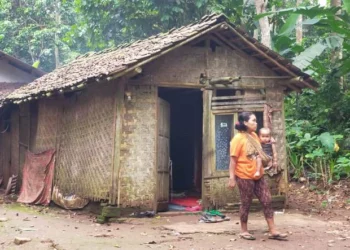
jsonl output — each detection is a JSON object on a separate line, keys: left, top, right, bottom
{"left": 212, "top": 32, "right": 248, "bottom": 59}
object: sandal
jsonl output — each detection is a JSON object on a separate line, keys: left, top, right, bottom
{"left": 239, "top": 233, "right": 256, "bottom": 240}
{"left": 268, "top": 233, "right": 288, "bottom": 240}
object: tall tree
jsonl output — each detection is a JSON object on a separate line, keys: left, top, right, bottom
{"left": 0, "top": 0, "right": 81, "bottom": 72}
{"left": 296, "top": 0, "right": 303, "bottom": 44}
{"left": 254, "top": 0, "right": 271, "bottom": 48}
{"left": 54, "top": 0, "right": 61, "bottom": 68}
{"left": 330, "top": 0, "right": 343, "bottom": 88}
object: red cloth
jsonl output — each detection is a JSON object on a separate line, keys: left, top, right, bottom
{"left": 185, "top": 205, "right": 202, "bottom": 212}
{"left": 17, "top": 150, "right": 55, "bottom": 205}
{"left": 170, "top": 197, "right": 199, "bottom": 207}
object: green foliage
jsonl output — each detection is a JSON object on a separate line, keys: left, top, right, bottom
{"left": 286, "top": 119, "right": 345, "bottom": 185}
{"left": 292, "top": 42, "right": 327, "bottom": 71}
{"left": 71, "top": 0, "right": 254, "bottom": 50}
{"left": 0, "top": 0, "right": 85, "bottom": 72}
{"left": 335, "top": 153, "right": 350, "bottom": 180}
{"left": 0, "top": 0, "right": 256, "bottom": 70}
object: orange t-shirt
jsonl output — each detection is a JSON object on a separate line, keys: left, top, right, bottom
{"left": 230, "top": 132, "right": 264, "bottom": 180}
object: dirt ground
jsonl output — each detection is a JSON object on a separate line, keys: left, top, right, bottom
{"left": 0, "top": 203, "right": 350, "bottom": 250}
{"left": 1, "top": 182, "right": 350, "bottom": 250}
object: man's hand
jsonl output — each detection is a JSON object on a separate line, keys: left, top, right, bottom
{"left": 228, "top": 178, "right": 236, "bottom": 189}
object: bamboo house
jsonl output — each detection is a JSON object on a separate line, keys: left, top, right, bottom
{"left": 1, "top": 14, "right": 318, "bottom": 211}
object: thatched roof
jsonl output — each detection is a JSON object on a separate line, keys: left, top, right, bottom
{"left": 7, "top": 13, "right": 318, "bottom": 103}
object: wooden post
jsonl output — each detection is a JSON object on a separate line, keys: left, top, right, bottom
{"left": 110, "top": 79, "right": 125, "bottom": 205}
{"left": 201, "top": 89, "right": 215, "bottom": 209}
{"left": 279, "top": 98, "right": 289, "bottom": 196}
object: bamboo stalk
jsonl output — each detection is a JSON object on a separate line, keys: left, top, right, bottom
{"left": 209, "top": 77, "right": 241, "bottom": 85}
{"left": 240, "top": 76, "right": 292, "bottom": 79}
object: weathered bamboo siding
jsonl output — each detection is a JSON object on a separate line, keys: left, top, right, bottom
{"left": 120, "top": 84, "right": 157, "bottom": 208}
{"left": 28, "top": 84, "right": 117, "bottom": 201}
{"left": 54, "top": 84, "right": 116, "bottom": 201}
{"left": 31, "top": 99, "right": 62, "bottom": 153}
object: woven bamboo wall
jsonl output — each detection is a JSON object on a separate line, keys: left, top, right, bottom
{"left": 144, "top": 45, "right": 274, "bottom": 84}
{"left": 54, "top": 83, "right": 117, "bottom": 201}
{"left": 120, "top": 84, "right": 157, "bottom": 208}
{"left": 31, "top": 99, "right": 62, "bottom": 153}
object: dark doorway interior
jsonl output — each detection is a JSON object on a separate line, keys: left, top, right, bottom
{"left": 158, "top": 87, "right": 203, "bottom": 197}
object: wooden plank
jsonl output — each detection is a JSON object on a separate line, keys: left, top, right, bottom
{"left": 129, "top": 80, "right": 204, "bottom": 89}
{"left": 153, "top": 88, "right": 160, "bottom": 212}
{"left": 212, "top": 104, "right": 264, "bottom": 110}
{"left": 206, "top": 34, "right": 225, "bottom": 46}
{"left": 233, "top": 112, "right": 239, "bottom": 136}
{"left": 156, "top": 98, "right": 170, "bottom": 212}
{"left": 212, "top": 96, "right": 265, "bottom": 101}
{"left": 212, "top": 32, "right": 248, "bottom": 59}
{"left": 201, "top": 90, "right": 212, "bottom": 208}
{"left": 212, "top": 100, "right": 266, "bottom": 106}
{"left": 212, "top": 108, "right": 264, "bottom": 115}
{"left": 110, "top": 79, "right": 125, "bottom": 205}
{"left": 205, "top": 82, "right": 265, "bottom": 90}
{"left": 212, "top": 96, "right": 244, "bottom": 101}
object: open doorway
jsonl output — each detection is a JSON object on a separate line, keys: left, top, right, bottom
{"left": 158, "top": 87, "right": 203, "bottom": 211}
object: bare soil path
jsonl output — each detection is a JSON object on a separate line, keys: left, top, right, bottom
{"left": 1, "top": 202, "right": 350, "bottom": 250}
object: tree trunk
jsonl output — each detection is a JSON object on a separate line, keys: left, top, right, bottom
{"left": 331, "top": 0, "right": 342, "bottom": 15}
{"left": 54, "top": 0, "right": 60, "bottom": 69}
{"left": 254, "top": 0, "right": 271, "bottom": 48}
{"left": 296, "top": 0, "right": 303, "bottom": 45}
{"left": 330, "top": 0, "right": 343, "bottom": 88}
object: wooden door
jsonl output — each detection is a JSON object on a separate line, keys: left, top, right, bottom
{"left": 156, "top": 98, "right": 170, "bottom": 212}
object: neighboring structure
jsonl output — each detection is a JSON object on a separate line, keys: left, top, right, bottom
{"left": 4, "top": 14, "right": 318, "bottom": 211}
{"left": 0, "top": 51, "right": 45, "bottom": 189}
